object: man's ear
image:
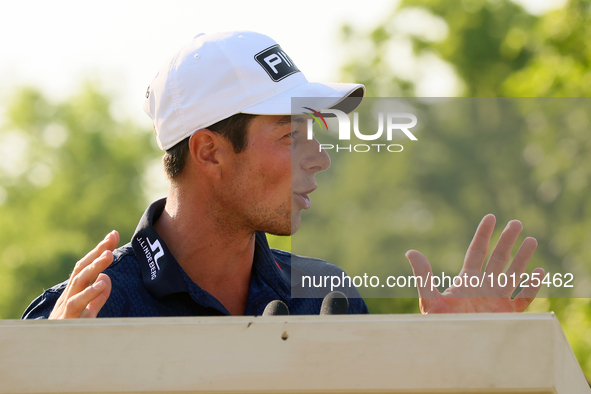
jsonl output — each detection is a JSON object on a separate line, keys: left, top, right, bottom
{"left": 187, "top": 130, "right": 228, "bottom": 178}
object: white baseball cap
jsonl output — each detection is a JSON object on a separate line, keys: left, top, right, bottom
{"left": 143, "top": 31, "right": 365, "bottom": 150}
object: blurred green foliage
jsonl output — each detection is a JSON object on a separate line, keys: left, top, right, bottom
{"left": 0, "top": 84, "right": 160, "bottom": 319}
{"left": 332, "top": 0, "right": 591, "bottom": 376}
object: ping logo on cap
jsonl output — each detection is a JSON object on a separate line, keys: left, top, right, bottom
{"left": 255, "top": 45, "right": 300, "bottom": 82}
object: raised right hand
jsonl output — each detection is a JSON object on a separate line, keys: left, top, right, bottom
{"left": 49, "top": 231, "right": 119, "bottom": 319}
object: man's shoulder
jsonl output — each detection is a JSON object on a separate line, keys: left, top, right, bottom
{"left": 270, "top": 248, "right": 368, "bottom": 312}
{"left": 271, "top": 248, "right": 347, "bottom": 276}
{"left": 106, "top": 242, "right": 140, "bottom": 275}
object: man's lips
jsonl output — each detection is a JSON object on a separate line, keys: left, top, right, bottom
{"left": 293, "top": 186, "right": 317, "bottom": 210}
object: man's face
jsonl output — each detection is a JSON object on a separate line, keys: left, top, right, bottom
{"left": 217, "top": 115, "right": 330, "bottom": 236}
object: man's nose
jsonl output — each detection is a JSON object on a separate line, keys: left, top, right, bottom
{"left": 303, "top": 137, "right": 331, "bottom": 173}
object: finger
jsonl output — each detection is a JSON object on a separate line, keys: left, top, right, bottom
{"left": 82, "top": 274, "right": 112, "bottom": 318}
{"left": 405, "top": 250, "right": 441, "bottom": 299}
{"left": 67, "top": 250, "right": 114, "bottom": 297}
{"left": 512, "top": 267, "right": 545, "bottom": 312}
{"left": 70, "top": 231, "right": 119, "bottom": 280}
{"left": 462, "top": 214, "right": 496, "bottom": 272}
{"left": 61, "top": 277, "right": 110, "bottom": 318}
{"left": 112, "top": 230, "right": 120, "bottom": 247}
{"left": 484, "top": 220, "right": 523, "bottom": 275}
{"left": 505, "top": 237, "right": 538, "bottom": 287}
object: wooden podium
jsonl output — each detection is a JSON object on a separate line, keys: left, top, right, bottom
{"left": 1, "top": 313, "right": 589, "bottom": 393}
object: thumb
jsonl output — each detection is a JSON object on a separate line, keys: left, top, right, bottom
{"left": 512, "top": 267, "right": 545, "bottom": 312}
{"left": 405, "top": 250, "right": 440, "bottom": 299}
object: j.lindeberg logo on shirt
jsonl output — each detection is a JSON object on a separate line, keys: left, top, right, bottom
{"left": 137, "top": 236, "right": 164, "bottom": 280}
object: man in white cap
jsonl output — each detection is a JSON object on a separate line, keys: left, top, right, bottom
{"left": 23, "top": 31, "right": 368, "bottom": 318}
{"left": 23, "top": 31, "right": 542, "bottom": 319}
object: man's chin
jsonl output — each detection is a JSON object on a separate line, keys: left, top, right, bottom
{"left": 263, "top": 219, "right": 300, "bottom": 236}
{"left": 264, "top": 227, "right": 295, "bottom": 237}
{"left": 259, "top": 213, "right": 299, "bottom": 237}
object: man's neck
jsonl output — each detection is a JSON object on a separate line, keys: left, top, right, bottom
{"left": 153, "top": 189, "right": 256, "bottom": 316}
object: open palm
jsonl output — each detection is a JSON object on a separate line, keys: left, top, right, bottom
{"left": 406, "top": 214, "right": 544, "bottom": 314}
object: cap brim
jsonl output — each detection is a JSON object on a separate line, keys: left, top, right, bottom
{"left": 241, "top": 82, "right": 365, "bottom": 116}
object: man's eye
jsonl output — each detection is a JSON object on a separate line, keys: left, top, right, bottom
{"left": 286, "top": 130, "right": 299, "bottom": 139}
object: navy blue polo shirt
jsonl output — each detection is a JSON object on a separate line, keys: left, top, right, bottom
{"left": 22, "top": 199, "right": 369, "bottom": 318}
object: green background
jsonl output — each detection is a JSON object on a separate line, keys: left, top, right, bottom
{"left": 0, "top": 0, "right": 589, "bottom": 379}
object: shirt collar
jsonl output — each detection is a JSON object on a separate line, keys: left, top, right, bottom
{"left": 131, "top": 198, "right": 291, "bottom": 305}
{"left": 132, "top": 198, "right": 188, "bottom": 299}
{"left": 252, "top": 231, "right": 291, "bottom": 301}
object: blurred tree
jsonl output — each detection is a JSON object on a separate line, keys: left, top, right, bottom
{"left": 332, "top": 0, "right": 591, "bottom": 375}
{"left": 0, "top": 84, "right": 160, "bottom": 319}
{"left": 340, "top": 0, "right": 591, "bottom": 97}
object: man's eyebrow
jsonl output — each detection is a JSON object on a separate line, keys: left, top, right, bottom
{"left": 275, "top": 115, "right": 306, "bottom": 128}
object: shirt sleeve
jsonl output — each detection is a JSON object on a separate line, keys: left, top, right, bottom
{"left": 21, "top": 282, "right": 67, "bottom": 320}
